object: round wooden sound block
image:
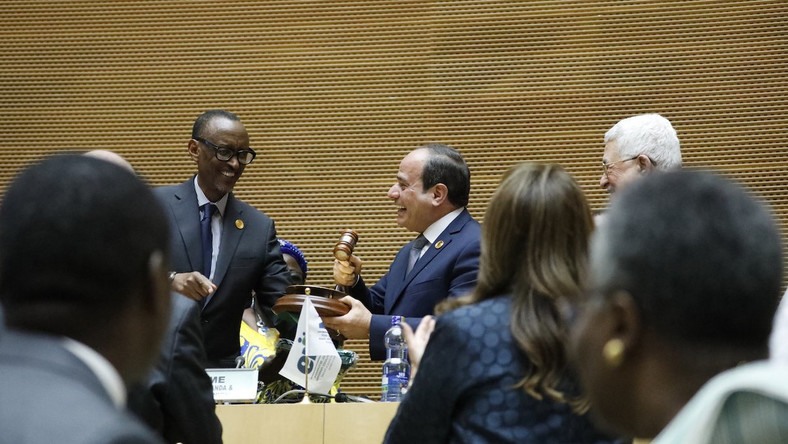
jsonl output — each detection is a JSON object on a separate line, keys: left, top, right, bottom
{"left": 272, "top": 285, "right": 350, "bottom": 317}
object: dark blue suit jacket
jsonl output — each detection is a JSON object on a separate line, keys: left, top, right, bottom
{"left": 154, "top": 178, "right": 291, "bottom": 366}
{"left": 350, "top": 209, "right": 481, "bottom": 360}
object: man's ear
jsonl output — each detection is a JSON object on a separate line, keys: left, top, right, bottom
{"left": 188, "top": 139, "right": 200, "bottom": 163}
{"left": 432, "top": 183, "right": 449, "bottom": 206}
{"left": 608, "top": 290, "right": 642, "bottom": 354}
{"left": 638, "top": 154, "right": 655, "bottom": 173}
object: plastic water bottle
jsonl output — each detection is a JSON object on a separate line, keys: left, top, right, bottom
{"left": 381, "top": 316, "right": 410, "bottom": 402}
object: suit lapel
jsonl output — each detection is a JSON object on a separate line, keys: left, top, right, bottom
{"left": 383, "top": 245, "right": 412, "bottom": 309}
{"left": 212, "top": 194, "right": 244, "bottom": 291}
{"left": 171, "top": 179, "right": 203, "bottom": 273}
{"left": 385, "top": 209, "right": 472, "bottom": 312}
{"left": 405, "top": 236, "right": 449, "bottom": 284}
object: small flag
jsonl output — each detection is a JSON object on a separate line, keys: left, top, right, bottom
{"left": 279, "top": 297, "right": 342, "bottom": 395}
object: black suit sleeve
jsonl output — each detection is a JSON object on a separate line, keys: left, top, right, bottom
{"left": 252, "top": 220, "right": 292, "bottom": 337}
{"left": 159, "top": 296, "right": 223, "bottom": 444}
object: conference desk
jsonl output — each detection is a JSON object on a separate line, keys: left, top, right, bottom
{"left": 216, "top": 402, "right": 400, "bottom": 444}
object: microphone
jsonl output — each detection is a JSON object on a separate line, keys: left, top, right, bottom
{"left": 234, "top": 355, "right": 245, "bottom": 369}
{"left": 334, "top": 393, "right": 375, "bottom": 403}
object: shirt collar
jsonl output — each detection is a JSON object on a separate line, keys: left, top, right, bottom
{"left": 193, "top": 176, "right": 228, "bottom": 217}
{"left": 422, "top": 207, "right": 464, "bottom": 244}
{"left": 61, "top": 337, "right": 126, "bottom": 409}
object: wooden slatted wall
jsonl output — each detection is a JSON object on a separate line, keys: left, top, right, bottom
{"left": 1, "top": 1, "right": 787, "bottom": 398}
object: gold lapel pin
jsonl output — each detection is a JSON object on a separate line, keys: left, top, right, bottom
{"left": 235, "top": 219, "right": 244, "bottom": 229}
{"left": 435, "top": 240, "right": 444, "bottom": 249}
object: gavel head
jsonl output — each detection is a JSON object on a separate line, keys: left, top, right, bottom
{"left": 333, "top": 229, "right": 358, "bottom": 261}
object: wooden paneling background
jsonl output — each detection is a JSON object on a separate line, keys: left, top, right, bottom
{"left": 1, "top": 0, "right": 786, "bottom": 398}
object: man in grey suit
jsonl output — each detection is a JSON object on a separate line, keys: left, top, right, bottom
{"left": 155, "top": 109, "right": 291, "bottom": 367}
{"left": 0, "top": 155, "right": 172, "bottom": 443}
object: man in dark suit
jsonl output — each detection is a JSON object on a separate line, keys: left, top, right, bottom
{"left": 85, "top": 150, "right": 221, "bottom": 444}
{"left": 0, "top": 155, "right": 171, "bottom": 443}
{"left": 155, "top": 109, "right": 291, "bottom": 367}
{"left": 128, "top": 293, "right": 222, "bottom": 444}
{"left": 324, "top": 144, "right": 481, "bottom": 360}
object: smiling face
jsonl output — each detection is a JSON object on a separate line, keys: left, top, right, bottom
{"left": 189, "top": 116, "right": 250, "bottom": 202}
{"left": 387, "top": 149, "right": 438, "bottom": 233}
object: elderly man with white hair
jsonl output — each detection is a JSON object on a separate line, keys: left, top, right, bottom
{"left": 600, "top": 113, "right": 682, "bottom": 194}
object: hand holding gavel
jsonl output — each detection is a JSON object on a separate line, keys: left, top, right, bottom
{"left": 333, "top": 230, "right": 361, "bottom": 288}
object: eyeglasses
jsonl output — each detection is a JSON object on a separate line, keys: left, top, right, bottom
{"left": 194, "top": 137, "right": 256, "bottom": 165}
{"left": 602, "top": 156, "right": 638, "bottom": 177}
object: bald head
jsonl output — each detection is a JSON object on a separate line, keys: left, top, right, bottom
{"left": 84, "top": 150, "right": 134, "bottom": 173}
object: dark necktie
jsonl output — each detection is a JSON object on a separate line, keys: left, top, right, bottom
{"left": 201, "top": 203, "right": 216, "bottom": 279}
{"left": 406, "top": 234, "right": 429, "bottom": 275}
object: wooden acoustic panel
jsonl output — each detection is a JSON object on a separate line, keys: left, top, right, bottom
{"left": 1, "top": 0, "right": 786, "bottom": 399}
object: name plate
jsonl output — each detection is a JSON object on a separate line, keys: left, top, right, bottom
{"left": 205, "top": 368, "right": 258, "bottom": 403}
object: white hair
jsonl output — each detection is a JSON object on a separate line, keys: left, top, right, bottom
{"left": 604, "top": 113, "right": 682, "bottom": 170}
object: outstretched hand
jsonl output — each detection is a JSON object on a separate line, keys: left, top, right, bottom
{"left": 171, "top": 271, "right": 216, "bottom": 301}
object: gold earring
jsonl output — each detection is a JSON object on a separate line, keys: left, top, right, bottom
{"left": 603, "top": 338, "right": 625, "bottom": 368}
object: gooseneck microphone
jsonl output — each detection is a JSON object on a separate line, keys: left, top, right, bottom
{"left": 234, "top": 355, "right": 245, "bottom": 369}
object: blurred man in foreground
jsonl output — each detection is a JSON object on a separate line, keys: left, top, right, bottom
{"left": 84, "top": 150, "right": 222, "bottom": 444}
{"left": 0, "top": 155, "right": 171, "bottom": 443}
{"left": 570, "top": 170, "right": 783, "bottom": 442}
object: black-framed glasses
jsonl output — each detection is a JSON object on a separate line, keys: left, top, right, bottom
{"left": 194, "top": 137, "right": 256, "bottom": 165}
{"left": 602, "top": 156, "right": 638, "bottom": 177}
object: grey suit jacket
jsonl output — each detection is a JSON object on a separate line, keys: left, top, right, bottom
{"left": 128, "top": 293, "right": 222, "bottom": 444}
{"left": 0, "top": 329, "right": 163, "bottom": 444}
{"left": 154, "top": 178, "right": 291, "bottom": 366}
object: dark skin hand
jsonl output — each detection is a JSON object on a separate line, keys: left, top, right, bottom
{"left": 171, "top": 271, "right": 216, "bottom": 301}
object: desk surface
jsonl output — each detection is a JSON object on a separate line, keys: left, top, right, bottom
{"left": 216, "top": 402, "right": 400, "bottom": 444}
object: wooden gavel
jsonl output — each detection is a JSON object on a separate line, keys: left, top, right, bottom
{"left": 333, "top": 229, "right": 358, "bottom": 262}
{"left": 333, "top": 229, "right": 358, "bottom": 293}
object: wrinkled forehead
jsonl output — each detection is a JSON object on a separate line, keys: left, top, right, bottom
{"left": 602, "top": 140, "right": 622, "bottom": 164}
